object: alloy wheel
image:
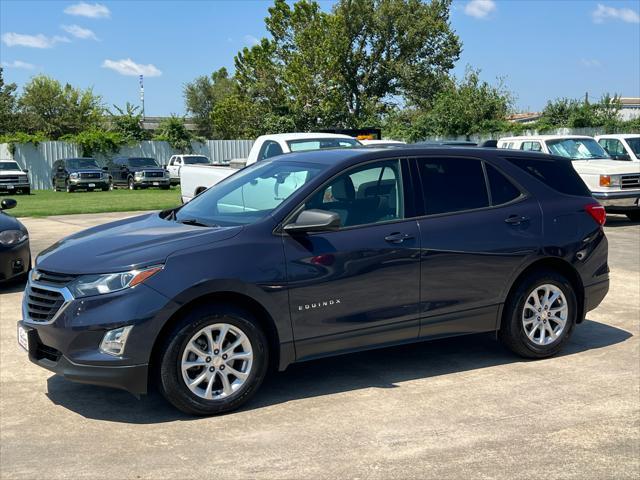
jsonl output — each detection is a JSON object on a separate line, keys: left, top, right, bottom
{"left": 180, "top": 323, "right": 254, "bottom": 400}
{"left": 522, "top": 284, "right": 568, "bottom": 346}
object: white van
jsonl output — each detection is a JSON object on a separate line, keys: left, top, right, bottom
{"left": 497, "top": 135, "right": 640, "bottom": 221}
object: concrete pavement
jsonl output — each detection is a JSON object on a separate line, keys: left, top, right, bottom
{"left": 1, "top": 212, "right": 638, "bottom": 479}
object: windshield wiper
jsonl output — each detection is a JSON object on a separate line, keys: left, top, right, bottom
{"left": 178, "top": 218, "right": 216, "bottom": 227}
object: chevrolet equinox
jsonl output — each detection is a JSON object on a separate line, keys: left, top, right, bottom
{"left": 18, "top": 147, "right": 610, "bottom": 415}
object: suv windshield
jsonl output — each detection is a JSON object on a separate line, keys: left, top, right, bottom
{"left": 546, "top": 138, "right": 610, "bottom": 160}
{"left": 127, "top": 158, "right": 158, "bottom": 168}
{"left": 66, "top": 158, "right": 100, "bottom": 169}
{"left": 175, "top": 160, "right": 322, "bottom": 227}
{"left": 0, "top": 162, "right": 21, "bottom": 171}
{"left": 626, "top": 137, "right": 640, "bottom": 156}
{"left": 183, "top": 156, "right": 210, "bottom": 165}
{"left": 287, "top": 138, "right": 361, "bottom": 152}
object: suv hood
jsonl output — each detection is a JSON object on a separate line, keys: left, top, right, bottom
{"left": 35, "top": 213, "right": 242, "bottom": 274}
{"left": 0, "top": 169, "right": 25, "bottom": 175}
{"left": 572, "top": 159, "right": 640, "bottom": 175}
{"left": 68, "top": 168, "right": 104, "bottom": 173}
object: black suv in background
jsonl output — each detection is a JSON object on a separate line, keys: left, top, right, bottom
{"left": 21, "top": 147, "right": 609, "bottom": 415}
{"left": 107, "top": 157, "right": 171, "bottom": 190}
{"left": 52, "top": 158, "right": 110, "bottom": 192}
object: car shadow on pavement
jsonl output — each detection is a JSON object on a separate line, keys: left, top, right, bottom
{"left": 45, "top": 318, "right": 632, "bottom": 424}
{"left": 605, "top": 214, "right": 640, "bottom": 228}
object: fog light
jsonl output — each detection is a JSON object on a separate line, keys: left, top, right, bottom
{"left": 100, "top": 326, "right": 133, "bottom": 356}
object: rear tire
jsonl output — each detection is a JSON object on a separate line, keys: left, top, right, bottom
{"left": 626, "top": 210, "right": 640, "bottom": 222}
{"left": 499, "top": 269, "right": 577, "bottom": 359}
{"left": 65, "top": 182, "right": 74, "bottom": 193}
{"left": 157, "top": 305, "right": 268, "bottom": 416}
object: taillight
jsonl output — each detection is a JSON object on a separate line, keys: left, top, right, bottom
{"left": 585, "top": 203, "right": 606, "bottom": 226}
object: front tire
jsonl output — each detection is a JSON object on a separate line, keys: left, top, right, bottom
{"left": 499, "top": 270, "right": 577, "bottom": 358}
{"left": 128, "top": 177, "right": 137, "bottom": 190}
{"left": 65, "top": 181, "right": 74, "bottom": 193}
{"left": 157, "top": 305, "right": 269, "bottom": 416}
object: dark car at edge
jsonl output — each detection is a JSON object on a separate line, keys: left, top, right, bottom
{"left": 0, "top": 199, "right": 30, "bottom": 285}
{"left": 19, "top": 146, "right": 609, "bottom": 415}
{"left": 107, "top": 157, "right": 171, "bottom": 190}
{"left": 52, "top": 158, "right": 111, "bottom": 192}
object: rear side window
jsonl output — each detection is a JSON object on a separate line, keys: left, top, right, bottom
{"left": 486, "top": 164, "right": 522, "bottom": 205}
{"left": 259, "top": 141, "right": 284, "bottom": 161}
{"left": 417, "top": 158, "right": 489, "bottom": 215}
{"left": 505, "top": 156, "right": 591, "bottom": 197}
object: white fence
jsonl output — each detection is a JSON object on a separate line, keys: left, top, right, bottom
{"left": 0, "top": 140, "right": 254, "bottom": 190}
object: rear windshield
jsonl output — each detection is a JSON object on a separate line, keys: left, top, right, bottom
{"left": 287, "top": 138, "right": 361, "bottom": 152}
{"left": 183, "top": 156, "right": 210, "bottom": 165}
{"left": 127, "top": 158, "right": 159, "bottom": 168}
{"left": 66, "top": 158, "right": 99, "bottom": 169}
{"left": 505, "top": 156, "right": 592, "bottom": 197}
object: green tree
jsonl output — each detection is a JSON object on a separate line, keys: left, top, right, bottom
{"left": 184, "top": 67, "right": 236, "bottom": 137}
{"left": 18, "top": 75, "right": 104, "bottom": 138}
{"left": 108, "top": 102, "right": 148, "bottom": 142}
{"left": 153, "top": 115, "right": 193, "bottom": 151}
{"left": 0, "top": 67, "right": 20, "bottom": 135}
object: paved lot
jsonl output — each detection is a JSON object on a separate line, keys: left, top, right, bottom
{"left": 1, "top": 212, "right": 638, "bottom": 479}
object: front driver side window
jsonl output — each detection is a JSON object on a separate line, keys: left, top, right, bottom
{"left": 259, "top": 141, "right": 284, "bottom": 161}
{"left": 304, "top": 160, "right": 404, "bottom": 228}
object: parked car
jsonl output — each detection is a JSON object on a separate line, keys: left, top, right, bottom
{"left": 106, "top": 157, "right": 170, "bottom": 190}
{"left": 0, "top": 199, "right": 30, "bottom": 284}
{"left": 596, "top": 134, "right": 640, "bottom": 162}
{"left": 19, "top": 146, "right": 609, "bottom": 415}
{"left": 498, "top": 135, "right": 640, "bottom": 221}
{"left": 0, "top": 160, "right": 31, "bottom": 195}
{"left": 167, "top": 155, "right": 211, "bottom": 185}
{"left": 52, "top": 158, "right": 111, "bottom": 193}
{"left": 180, "top": 132, "right": 361, "bottom": 203}
{"left": 359, "top": 139, "right": 406, "bottom": 147}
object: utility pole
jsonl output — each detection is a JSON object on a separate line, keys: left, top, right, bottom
{"left": 139, "top": 74, "right": 145, "bottom": 120}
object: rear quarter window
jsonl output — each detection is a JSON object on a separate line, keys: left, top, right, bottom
{"left": 505, "top": 156, "right": 591, "bottom": 197}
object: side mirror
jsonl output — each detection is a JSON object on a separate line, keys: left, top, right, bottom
{"left": 283, "top": 209, "right": 341, "bottom": 234}
{"left": 102, "top": 166, "right": 109, "bottom": 171}
{"left": 1, "top": 198, "right": 17, "bottom": 210}
{"left": 23, "top": 169, "right": 29, "bottom": 174}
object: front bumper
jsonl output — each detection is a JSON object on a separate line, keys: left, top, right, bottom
{"left": 0, "top": 240, "right": 30, "bottom": 282}
{"left": 20, "top": 279, "right": 175, "bottom": 395}
{"left": 0, "top": 182, "right": 30, "bottom": 192}
{"left": 134, "top": 177, "right": 171, "bottom": 188}
{"left": 69, "top": 178, "right": 110, "bottom": 189}
{"left": 592, "top": 190, "right": 640, "bottom": 209}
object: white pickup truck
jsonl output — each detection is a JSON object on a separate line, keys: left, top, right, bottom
{"left": 0, "top": 160, "right": 30, "bottom": 195}
{"left": 179, "top": 132, "right": 361, "bottom": 203}
{"left": 498, "top": 135, "right": 640, "bottom": 221}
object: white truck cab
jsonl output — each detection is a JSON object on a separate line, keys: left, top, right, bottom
{"left": 595, "top": 134, "right": 640, "bottom": 162}
{"left": 0, "top": 160, "right": 31, "bottom": 195}
{"left": 179, "top": 132, "right": 361, "bottom": 203}
{"left": 497, "top": 135, "right": 640, "bottom": 221}
{"left": 166, "top": 154, "right": 211, "bottom": 185}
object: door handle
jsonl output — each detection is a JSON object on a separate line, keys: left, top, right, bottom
{"left": 384, "top": 232, "right": 414, "bottom": 244}
{"left": 505, "top": 215, "right": 530, "bottom": 225}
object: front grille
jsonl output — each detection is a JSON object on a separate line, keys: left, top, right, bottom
{"left": 144, "top": 171, "right": 164, "bottom": 178}
{"left": 0, "top": 176, "right": 19, "bottom": 184}
{"left": 621, "top": 174, "right": 640, "bottom": 190}
{"left": 35, "top": 269, "right": 77, "bottom": 286}
{"left": 80, "top": 172, "right": 102, "bottom": 180}
{"left": 25, "top": 286, "right": 65, "bottom": 322}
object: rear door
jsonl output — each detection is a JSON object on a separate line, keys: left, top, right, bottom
{"left": 283, "top": 159, "right": 421, "bottom": 359}
{"left": 414, "top": 156, "right": 542, "bottom": 337}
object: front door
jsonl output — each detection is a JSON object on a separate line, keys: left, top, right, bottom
{"left": 282, "top": 159, "right": 421, "bottom": 360}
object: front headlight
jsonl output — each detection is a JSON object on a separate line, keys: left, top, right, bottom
{"left": 67, "top": 265, "right": 163, "bottom": 298}
{"left": 19, "top": 175, "right": 28, "bottom": 183}
{"left": 599, "top": 174, "right": 621, "bottom": 188}
{"left": 134, "top": 172, "right": 143, "bottom": 179}
{"left": 69, "top": 173, "right": 79, "bottom": 180}
{"left": 0, "top": 230, "right": 28, "bottom": 246}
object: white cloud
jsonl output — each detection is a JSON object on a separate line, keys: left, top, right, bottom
{"left": 64, "top": 2, "right": 110, "bottom": 19}
{"left": 1, "top": 32, "right": 70, "bottom": 48}
{"left": 592, "top": 3, "right": 640, "bottom": 23}
{"left": 580, "top": 58, "right": 602, "bottom": 68}
{"left": 464, "top": 0, "right": 496, "bottom": 19}
{"left": 1, "top": 60, "right": 36, "bottom": 70}
{"left": 243, "top": 34, "right": 260, "bottom": 46}
{"left": 102, "top": 58, "right": 162, "bottom": 77}
{"left": 61, "top": 24, "right": 98, "bottom": 40}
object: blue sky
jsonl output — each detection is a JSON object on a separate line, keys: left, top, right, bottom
{"left": 1, "top": 0, "right": 639, "bottom": 116}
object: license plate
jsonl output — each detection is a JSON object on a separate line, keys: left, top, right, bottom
{"left": 7, "top": 185, "right": 14, "bottom": 189}
{"left": 153, "top": 182, "right": 159, "bottom": 186}
{"left": 88, "top": 183, "right": 96, "bottom": 188}
{"left": 17, "top": 324, "right": 29, "bottom": 352}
